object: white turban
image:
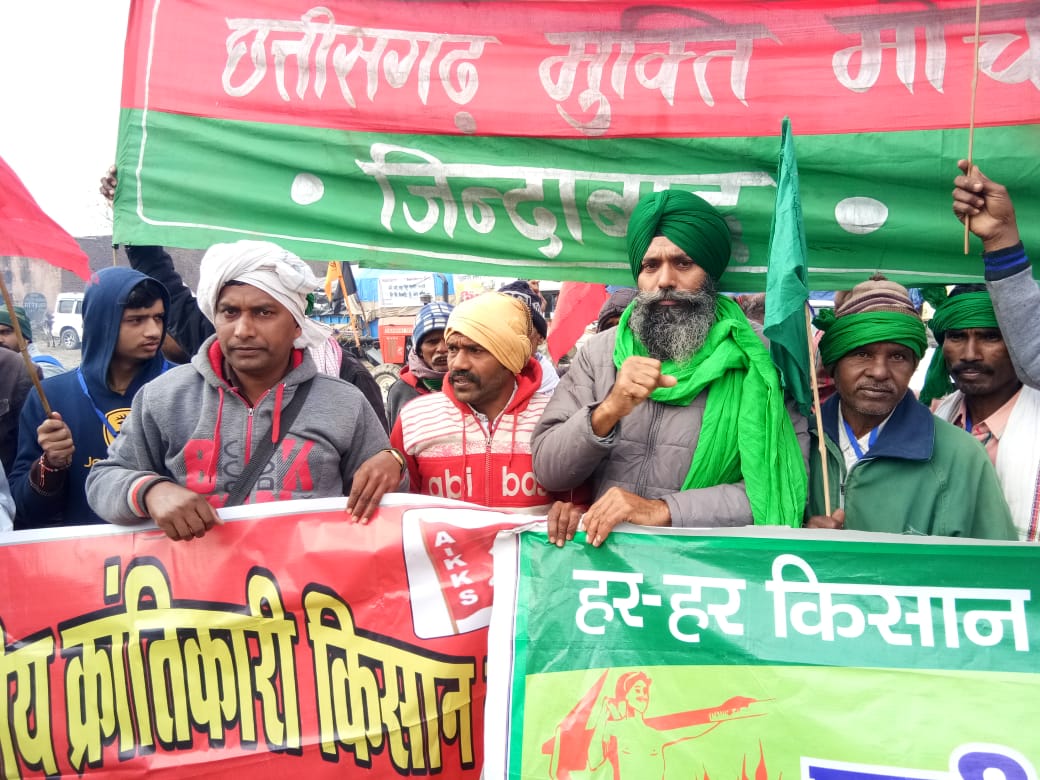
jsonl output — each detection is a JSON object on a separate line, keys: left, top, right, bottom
{"left": 197, "top": 240, "right": 332, "bottom": 351}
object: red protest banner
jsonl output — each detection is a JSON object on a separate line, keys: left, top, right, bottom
{"left": 115, "top": 1, "right": 1040, "bottom": 288}
{"left": 122, "top": 0, "right": 1037, "bottom": 138}
{"left": 0, "top": 497, "right": 525, "bottom": 779}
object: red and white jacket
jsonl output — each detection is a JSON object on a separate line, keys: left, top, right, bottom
{"left": 390, "top": 358, "right": 555, "bottom": 514}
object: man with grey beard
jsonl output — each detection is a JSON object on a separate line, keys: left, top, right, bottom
{"left": 532, "top": 190, "right": 809, "bottom": 546}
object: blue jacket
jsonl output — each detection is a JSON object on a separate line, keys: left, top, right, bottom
{"left": 11, "top": 268, "right": 170, "bottom": 528}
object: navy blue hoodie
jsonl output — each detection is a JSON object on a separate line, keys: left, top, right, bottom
{"left": 11, "top": 267, "right": 170, "bottom": 528}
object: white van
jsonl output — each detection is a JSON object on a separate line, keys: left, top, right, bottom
{"left": 51, "top": 292, "right": 84, "bottom": 349}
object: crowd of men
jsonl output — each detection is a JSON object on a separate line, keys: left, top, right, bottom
{"left": 0, "top": 162, "right": 1034, "bottom": 543}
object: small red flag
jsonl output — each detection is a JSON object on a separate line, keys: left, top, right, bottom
{"left": 0, "top": 155, "right": 90, "bottom": 279}
{"left": 546, "top": 282, "right": 608, "bottom": 362}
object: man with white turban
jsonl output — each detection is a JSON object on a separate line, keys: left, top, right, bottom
{"left": 87, "top": 241, "right": 405, "bottom": 540}
{"left": 390, "top": 292, "right": 562, "bottom": 514}
{"left": 98, "top": 167, "right": 388, "bottom": 428}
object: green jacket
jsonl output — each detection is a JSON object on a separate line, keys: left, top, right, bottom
{"left": 809, "top": 392, "right": 1016, "bottom": 540}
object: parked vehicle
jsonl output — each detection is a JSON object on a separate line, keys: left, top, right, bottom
{"left": 51, "top": 292, "right": 84, "bottom": 350}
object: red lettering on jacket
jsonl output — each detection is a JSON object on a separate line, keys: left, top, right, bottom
{"left": 281, "top": 438, "right": 315, "bottom": 491}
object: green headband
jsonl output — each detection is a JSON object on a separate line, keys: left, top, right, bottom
{"left": 919, "top": 292, "right": 1000, "bottom": 405}
{"left": 815, "top": 310, "right": 927, "bottom": 366}
{"left": 927, "top": 292, "right": 997, "bottom": 342}
{"left": 626, "top": 190, "right": 732, "bottom": 282}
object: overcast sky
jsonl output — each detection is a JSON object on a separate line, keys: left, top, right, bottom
{"left": 0, "top": 1, "right": 131, "bottom": 237}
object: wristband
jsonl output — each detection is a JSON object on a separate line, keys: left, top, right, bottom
{"left": 382, "top": 447, "right": 407, "bottom": 475}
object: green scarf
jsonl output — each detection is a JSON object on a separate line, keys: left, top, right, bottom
{"left": 613, "top": 295, "right": 806, "bottom": 527}
{"left": 815, "top": 310, "right": 927, "bottom": 366}
{"left": 919, "top": 292, "right": 999, "bottom": 405}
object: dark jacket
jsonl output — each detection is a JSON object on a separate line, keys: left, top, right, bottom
{"left": 125, "top": 244, "right": 388, "bottom": 430}
{"left": 11, "top": 268, "right": 171, "bottom": 528}
{"left": 386, "top": 367, "right": 433, "bottom": 430}
{"left": 0, "top": 347, "right": 36, "bottom": 474}
{"left": 809, "top": 391, "right": 1016, "bottom": 539}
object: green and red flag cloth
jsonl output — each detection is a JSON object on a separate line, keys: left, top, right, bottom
{"left": 116, "top": 1, "right": 1040, "bottom": 289}
{"left": 486, "top": 526, "right": 1040, "bottom": 778}
{"left": 0, "top": 155, "right": 89, "bottom": 278}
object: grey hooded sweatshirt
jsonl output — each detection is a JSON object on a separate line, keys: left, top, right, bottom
{"left": 86, "top": 335, "right": 390, "bottom": 524}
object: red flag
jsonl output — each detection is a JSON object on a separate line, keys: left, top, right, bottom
{"left": 546, "top": 282, "right": 608, "bottom": 362}
{"left": 0, "top": 155, "right": 90, "bottom": 279}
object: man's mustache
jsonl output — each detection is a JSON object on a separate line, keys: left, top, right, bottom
{"left": 450, "top": 370, "right": 481, "bottom": 386}
{"left": 952, "top": 361, "right": 994, "bottom": 376}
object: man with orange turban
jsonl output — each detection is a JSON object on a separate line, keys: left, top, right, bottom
{"left": 391, "top": 292, "right": 561, "bottom": 513}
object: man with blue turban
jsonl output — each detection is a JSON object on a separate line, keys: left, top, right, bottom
{"left": 533, "top": 190, "right": 809, "bottom": 546}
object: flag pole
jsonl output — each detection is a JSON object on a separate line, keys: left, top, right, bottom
{"left": 963, "top": 0, "right": 982, "bottom": 254}
{"left": 337, "top": 274, "right": 362, "bottom": 349}
{"left": 805, "top": 304, "right": 831, "bottom": 516}
{"left": 0, "top": 272, "right": 52, "bottom": 416}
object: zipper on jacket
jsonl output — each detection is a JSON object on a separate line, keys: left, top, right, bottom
{"left": 244, "top": 407, "right": 255, "bottom": 463}
{"left": 482, "top": 417, "right": 498, "bottom": 505}
{"left": 635, "top": 403, "right": 664, "bottom": 495}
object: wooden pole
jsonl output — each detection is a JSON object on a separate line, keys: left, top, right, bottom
{"left": 964, "top": 0, "right": 982, "bottom": 254}
{"left": 805, "top": 305, "right": 831, "bottom": 516}
{"left": 0, "top": 273, "right": 52, "bottom": 416}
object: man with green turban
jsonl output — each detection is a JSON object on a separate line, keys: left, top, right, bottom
{"left": 923, "top": 286, "right": 1038, "bottom": 541}
{"left": 532, "top": 190, "right": 809, "bottom": 546}
{"left": 806, "top": 276, "right": 1014, "bottom": 540}
{"left": 0, "top": 306, "right": 64, "bottom": 378}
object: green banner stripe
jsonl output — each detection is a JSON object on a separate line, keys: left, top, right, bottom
{"left": 115, "top": 109, "right": 1040, "bottom": 289}
{"left": 514, "top": 532, "right": 1039, "bottom": 675}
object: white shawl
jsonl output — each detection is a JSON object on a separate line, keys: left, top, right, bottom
{"left": 935, "top": 388, "right": 1040, "bottom": 541}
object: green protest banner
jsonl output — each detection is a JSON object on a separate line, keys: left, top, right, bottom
{"left": 486, "top": 528, "right": 1039, "bottom": 779}
{"left": 116, "top": 1, "right": 1040, "bottom": 289}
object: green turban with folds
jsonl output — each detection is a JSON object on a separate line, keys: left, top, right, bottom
{"left": 919, "top": 291, "right": 1000, "bottom": 405}
{"left": 0, "top": 307, "right": 31, "bottom": 342}
{"left": 626, "top": 190, "right": 732, "bottom": 282}
{"left": 814, "top": 309, "right": 927, "bottom": 367}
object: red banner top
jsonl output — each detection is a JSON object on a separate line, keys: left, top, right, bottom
{"left": 122, "top": 0, "right": 1040, "bottom": 139}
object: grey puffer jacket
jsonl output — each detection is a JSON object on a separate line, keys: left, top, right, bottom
{"left": 531, "top": 328, "right": 810, "bottom": 527}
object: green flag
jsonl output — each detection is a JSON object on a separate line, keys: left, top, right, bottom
{"left": 764, "top": 118, "right": 813, "bottom": 418}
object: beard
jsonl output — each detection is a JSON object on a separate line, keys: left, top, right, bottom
{"left": 628, "top": 281, "right": 717, "bottom": 363}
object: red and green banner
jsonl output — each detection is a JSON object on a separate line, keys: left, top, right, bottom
{"left": 0, "top": 496, "right": 523, "bottom": 779}
{"left": 486, "top": 527, "right": 1040, "bottom": 778}
{"left": 3, "top": 500, "right": 1039, "bottom": 777}
{"left": 115, "top": 1, "right": 1040, "bottom": 290}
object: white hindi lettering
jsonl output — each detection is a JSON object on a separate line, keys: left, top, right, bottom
{"left": 573, "top": 570, "right": 645, "bottom": 635}
{"left": 973, "top": 14, "right": 1040, "bottom": 91}
{"left": 355, "top": 143, "right": 774, "bottom": 258}
{"left": 538, "top": 12, "right": 773, "bottom": 136}
{"left": 830, "top": 4, "right": 1040, "bottom": 94}
{"left": 222, "top": 7, "right": 498, "bottom": 107}
{"left": 572, "top": 570, "right": 748, "bottom": 641}
{"left": 661, "top": 574, "right": 747, "bottom": 643}
{"left": 766, "top": 554, "right": 1031, "bottom": 651}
